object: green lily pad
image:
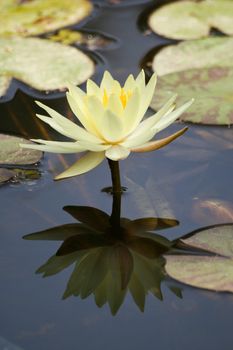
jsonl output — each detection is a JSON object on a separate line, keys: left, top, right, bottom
{"left": 0, "top": 76, "right": 11, "bottom": 97}
{"left": 148, "top": 0, "right": 233, "bottom": 40}
{"left": 152, "top": 37, "right": 233, "bottom": 76}
{"left": 0, "top": 0, "right": 92, "bottom": 37}
{"left": 0, "top": 37, "right": 94, "bottom": 94}
{"left": 0, "top": 134, "right": 42, "bottom": 165}
{"left": 0, "top": 168, "right": 14, "bottom": 184}
{"left": 48, "top": 29, "right": 115, "bottom": 50}
{"left": 151, "top": 66, "right": 233, "bottom": 125}
{"left": 165, "top": 224, "right": 233, "bottom": 293}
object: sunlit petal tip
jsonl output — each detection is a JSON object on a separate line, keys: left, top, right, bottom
{"left": 132, "top": 127, "right": 188, "bottom": 153}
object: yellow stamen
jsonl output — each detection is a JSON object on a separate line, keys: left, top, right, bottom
{"left": 103, "top": 89, "right": 109, "bottom": 107}
{"left": 102, "top": 88, "right": 132, "bottom": 109}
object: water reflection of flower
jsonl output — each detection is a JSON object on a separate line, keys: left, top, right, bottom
{"left": 24, "top": 205, "right": 180, "bottom": 315}
{"left": 21, "top": 70, "right": 192, "bottom": 180}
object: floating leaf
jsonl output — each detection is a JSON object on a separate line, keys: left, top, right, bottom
{"left": 151, "top": 66, "right": 233, "bottom": 125}
{"left": 0, "top": 37, "right": 94, "bottom": 94}
{"left": 0, "top": 0, "right": 92, "bottom": 37}
{"left": 165, "top": 255, "right": 233, "bottom": 292}
{"left": 48, "top": 29, "right": 116, "bottom": 50}
{"left": 165, "top": 224, "right": 233, "bottom": 292}
{"left": 0, "top": 134, "right": 42, "bottom": 165}
{"left": 0, "top": 76, "right": 11, "bottom": 97}
{"left": 181, "top": 224, "right": 233, "bottom": 257}
{"left": 148, "top": 0, "right": 233, "bottom": 40}
{"left": 152, "top": 37, "right": 233, "bottom": 76}
{"left": 0, "top": 168, "right": 14, "bottom": 184}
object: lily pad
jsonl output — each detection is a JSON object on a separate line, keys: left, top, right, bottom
{"left": 48, "top": 29, "right": 117, "bottom": 50}
{"left": 0, "top": 37, "right": 94, "bottom": 94}
{"left": 0, "top": 134, "right": 42, "bottom": 165}
{"left": 152, "top": 37, "right": 233, "bottom": 76}
{"left": 151, "top": 66, "right": 233, "bottom": 125}
{"left": 148, "top": 0, "right": 233, "bottom": 40}
{"left": 0, "top": 76, "right": 11, "bottom": 97}
{"left": 0, "top": 168, "right": 14, "bottom": 184}
{"left": 0, "top": 0, "right": 92, "bottom": 37}
{"left": 165, "top": 224, "right": 233, "bottom": 292}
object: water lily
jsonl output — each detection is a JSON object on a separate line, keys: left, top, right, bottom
{"left": 21, "top": 70, "right": 193, "bottom": 180}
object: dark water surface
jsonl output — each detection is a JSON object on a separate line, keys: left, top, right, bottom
{"left": 0, "top": 1, "right": 233, "bottom": 349}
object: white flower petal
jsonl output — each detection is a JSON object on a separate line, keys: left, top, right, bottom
{"left": 77, "top": 140, "right": 110, "bottom": 152}
{"left": 138, "top": 72, "right": 157, "bottom": 120}
{"left": 122, "top": 128, "right": 155, "bottom": 148}
{"left": 100, "top": 71, "right": 115, "bottom": 91}
{"left": 20, "top": 142, "right": 84, "bottom": 154}
{"left": 66, "top": 92, "right": 97, "bottom": 135}
{"left": 126, "top": 94, "right": 177, "bottom": 141}
{"left": 107, "top": 93, "right": 124, "bottom": 116}
{"left": 122, "top": 88, "right": 140, "bottom": 134}
{"left": 135, "top": 70, "right": 145, "bottom": 91}
{"left": 131, "top": 127, "right": 188, "bottom": 153}
{"left": 86, "top": 79, "right": 102, "bottom": 98}
{"left": 105, "top": 145, "right": 130, "bottom": 160}
{"left": 36, "top": 114, "right": 71, "bottom": 138}
{"left": 55, "top": 151, "right": 105, "bottom": 180}
{"left": 100, "top": 110, "right": 124, "bottom": 142}
{"left": 36, "top": 101, "right": 101, "bottom": 144}
{"left": 85, "top": 95, "right": 104, "bottom": 125}
{"left": 123, "top": 74, "right": 135, "bottom": 91}
{"left": 155, "top": 99, "right": 194, "bottom": 133}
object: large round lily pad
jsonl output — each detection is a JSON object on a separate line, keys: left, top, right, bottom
{"left": 151, "top": 66, "right": 233, "bottom": 125}
{"left": 165, "top": 224, "right": 233, "bottom": 292}
{"left": 152, "top": 37, "right": 233, "bottom": 76}
{"left": 0, "top": 134, "right": 42, "bottom": 165}
{"left": 148, "top": 0, "right": 233, "bottom": 40}
{"left": 0, "top": 0, "right": 92, "bottom": 37}
{"left": 0, "top": 37, "right": 95, "bottom": 93}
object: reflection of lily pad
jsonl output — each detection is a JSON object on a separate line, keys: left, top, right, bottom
{"left": 151, "top": 66, "right": 233, "bottom": 125}
{"left": 0, "top": 0, "right": 92, "bottom": 37}
{"left": 152, "top": 37, "right": 233, "bottom": 76}
{"left": 0, "top": 76, "right": 11, "bottom": 97}
{"left": 148, "top": 0, "right": 233, "bottom": 40}
{"left": 0, "top": 37, "right": 94, "bottom": 94}
{"left": 165, "top": 224, "right": 233, "bottom": 292}
{"left": 0, "top": 134, "right": 42, "bottom": 165}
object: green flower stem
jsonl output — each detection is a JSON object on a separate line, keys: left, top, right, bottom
{"left": 108, "top": 159, "right": 122, "bottom": 228}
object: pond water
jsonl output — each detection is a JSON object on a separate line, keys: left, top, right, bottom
{"left": 0, "top": 1, "right": 233, "bottom": 349}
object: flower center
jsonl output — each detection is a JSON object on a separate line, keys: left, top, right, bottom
{"left": 102, "top": 88, "right": 132, "bottom": 109}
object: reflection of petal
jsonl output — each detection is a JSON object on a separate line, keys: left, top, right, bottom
{"left": 130, "top": 217, "right": 179, "bottom": 231}
{"left": 127, "top": 237, "right": 169, "bottom": 258}
{"left": 63, "top": 206, "right": 110, "bottom": 231}
{"left": 63, "top": 248, "right": 108, "bottom": 299}
{"left": 108, "top": 244, "right": 134, "bottom": 290}
{"left": 129, "top": 273, "right": 146, "bottom": 312}
{"left": 56, "top": 233, "right": 110, "bottom": 256}
{"left": 23, "top": 223, "right": 92, "bottom": 241}
{"left": 37, "top": 251, "right": 86, "bottom": 277}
